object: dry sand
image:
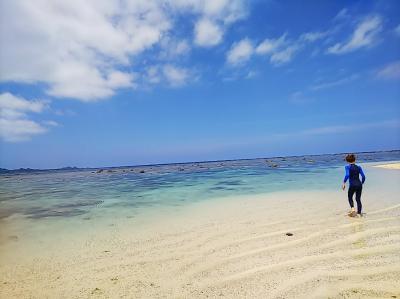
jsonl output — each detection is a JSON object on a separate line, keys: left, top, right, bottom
{"left": 373, "top": 162, "right": 400, "bottom": 170}
{"left": 1, "top": 164, "right": 399, "bottom": 298}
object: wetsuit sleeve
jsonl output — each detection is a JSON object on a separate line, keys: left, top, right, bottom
{"left": 343, "top": 165, "right": 349, "bottom": 183}
{"left": 359, "top": 166, "right": 366, "bottom": 184}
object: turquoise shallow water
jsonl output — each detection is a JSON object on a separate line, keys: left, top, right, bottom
{"left": 1, "top": 151, "right": 399, "bottom": 222}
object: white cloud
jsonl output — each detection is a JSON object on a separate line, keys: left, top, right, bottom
{"left": 226, "top": 38, "right": 254, "bottom": 66}
{"left": 170, "top": 0, "right": 247, "bottom": 24}
{"left": 0, "top": 1, "right": 169, "bottom": 101}
{"left": 333, "top": 8, "right": 349, "bottom": 21}
{"left": 0, "top": 92, "right": 48, "bottom": 113}
{"left": 0, "top": 1, "right": 223, "bottom": 101}
{"left": 163, "top": 65, "right": 189, "bottom": 87}
{"left": 144, "top": 64, "right": 191, "bottom": 86}
{"left": 255, "top": 34, "right": 286, "bottom": 55}
{"left": 53, "top": 109, "right": 76, "bottom": 117}
{"left": 175, "top": 40, "right": 191, "bottom": 55}
{"left": 43, "top": 120, "right": 59, "bottom": 127}
{"left": 45, "top": 66, "right": 136, "bottom": 101}
{"left": 167, "top": 0, "right": 247, "bottom": 49}
{"left": 394, "top": 24, "right": 400, "bottom": 36}
{"left": 327, "top": 15, "right": 383, "bottom": 54}
{"left": 146, "top": 66, "right": 162, "bottom": 84}
{"left": 301, "top": 120, "right": 400, "bottom": 135}
{"left": 310, "top": 74, "right": 359, "bottom": 91}
{"left": 0, "top": 0, "right": 248, "bottom": 101}
{"left": 270, "top": 45, "right": 299, "bottom": 65}
{"left": 253, "top": 34, "right": 300, "bottom": 66}
{"left": 226, "top": 34, "right": 300, "bottom": 68}
{"left": 246, "top": 70, "right": 257, "bottom": 79}
{"left": 289, "top": 91, "right": 314, "bottom": 104}
{"left": 159, "top": 38, "right": 191, "bottom": 59}
{"left": 0, "top": 93, "right": 56, "bottom": 142}
{"left": 376, "top": 61, "right": 400, "bottom": 80}
{"left": 0, "top": 118, "right": 48, "bottom": 142}
{"left": 202, "top": 0, "right": 246, "bottom": 23}
{"left": 194, "top": 18, "right": 223, "bottom": 47}
{"left": 300, "top": 30, "right": 330, "bottom": 42}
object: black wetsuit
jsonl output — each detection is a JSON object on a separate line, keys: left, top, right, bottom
{"left": 343, "top": 164, "right": 366, "bottom": 214}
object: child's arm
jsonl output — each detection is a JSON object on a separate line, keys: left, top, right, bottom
{"left": 359, "top": 166, "right": 366, "bottom": 184}
{"left": 343, "top": 165, "right": 350, "bottom": 183}
{"left": 342, "top": 165, "right": 349, "bottom": 190}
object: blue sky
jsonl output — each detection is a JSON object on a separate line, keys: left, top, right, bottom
{"left": 0, "top": 0, "right": 399, "bottom": 169}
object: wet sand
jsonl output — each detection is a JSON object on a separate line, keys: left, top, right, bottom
{"left": 0, "top": 164, "right": 399, "bottom": 298}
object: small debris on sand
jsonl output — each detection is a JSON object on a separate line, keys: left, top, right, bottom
{"left": 91, "top": 288, "right": 101, "bottom": 294}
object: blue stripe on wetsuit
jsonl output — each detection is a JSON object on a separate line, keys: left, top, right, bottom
{"left": 343, "top": 164, "right": 365, "bottom": 185}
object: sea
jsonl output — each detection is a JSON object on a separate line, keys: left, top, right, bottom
{"left": 1, "top": 150, "right": 399, "bottom": 223}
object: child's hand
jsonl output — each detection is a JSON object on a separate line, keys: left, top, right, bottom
{"left": 342, "top": 183, "right": 346, "bottom": 191}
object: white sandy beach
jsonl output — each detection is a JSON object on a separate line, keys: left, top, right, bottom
{"left": 1, "top": 163, "right": 400, "bottom": 298}
{"left": 373, "top": 162, "right": 400, "bottom": 170}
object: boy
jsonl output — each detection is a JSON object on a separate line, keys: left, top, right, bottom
{"left": 342, "top": 154, "right": 366, "bottom": 217}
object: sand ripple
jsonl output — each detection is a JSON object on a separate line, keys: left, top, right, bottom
{"left": 1, "top": 191, "right": 400, "bottom": 298}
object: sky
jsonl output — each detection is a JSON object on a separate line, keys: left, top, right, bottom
{"left": 0, "top": 0, "right": 399, "bottom": 169}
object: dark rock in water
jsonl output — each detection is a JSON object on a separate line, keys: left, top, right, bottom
{"left": 265, "top": 160, "right": 279, "bottom": 167}
{"left": 286, "top": 233, "right": 294, "bottom": 236}
{"left": 96, "top": 169, "right": 104, "bottom": 173}
{"left": 139, "top": 170, "right": 145, "bottom": 173}
{"left": 209, "top": 186, "right": 227, "bottom": 191}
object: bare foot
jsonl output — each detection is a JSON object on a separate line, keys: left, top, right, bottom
{"left": 348, "top": 211, "right": 357, "bottom": 217}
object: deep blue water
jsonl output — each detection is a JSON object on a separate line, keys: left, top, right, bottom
{"left": 0, "top": 151, "right": 399, "bottom": 221}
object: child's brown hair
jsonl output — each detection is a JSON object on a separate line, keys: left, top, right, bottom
{"left": 345, "top": 154, "right": 356, "bottom": 163}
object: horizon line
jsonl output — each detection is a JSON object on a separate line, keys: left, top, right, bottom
{"left": 1, "top": 148, "right": 399, "bottom": 172}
